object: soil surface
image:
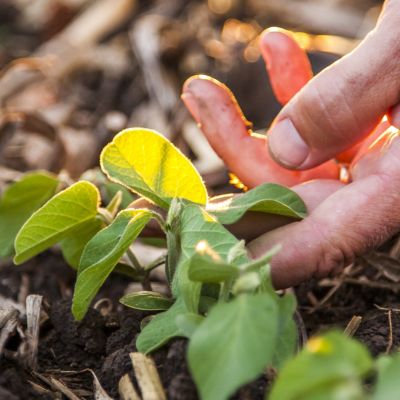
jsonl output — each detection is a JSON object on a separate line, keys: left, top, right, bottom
{"left": 1, "top": 247, "right": 400, "bottom": 399}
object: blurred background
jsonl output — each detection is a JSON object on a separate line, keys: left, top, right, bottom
{"left": 0, "top": 0, "right": 384, "bottom": 194}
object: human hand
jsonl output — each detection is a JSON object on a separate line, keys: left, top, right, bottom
{"left": 181, "top": 0, "right": 400, "bottom": 289}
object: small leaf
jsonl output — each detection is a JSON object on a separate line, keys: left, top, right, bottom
{"left": 100, "top": 128, "right": 207, "bottom": 209}
{"left": 14, "top": 181, "right": 99, "bottom": 264}
{"left": 373, "top": 353, "right": 400, "bottom": 400}
{"left": 136, "top": 299, "right": 186, "bottom": 354}
{"left": 232, "top": 272, "right": 260, "bottom": 295}
{"left": 240, "top": 244, "right": 280, "bottom": 273}
{"left": 188, "top": 293, "right": 279, "bottom": 400}
{"left": 188, "top": 251, "right": 239, "bottom": 283}
{"left": 72, "top": 209, "right": 153, "bottom": 320}
{"left": 60, "top": 217, "right": 104, "bottom": 269}
{"left": 176, "top": 313, "right": 204, "bottom": 338}
{"left": 207, "top": 183, "right": 307, "bottom": 224}
{"left": 120, "top": 291, "right": 173, "bottom": 311}
{"left": 269, "top": 331, "right": 372, "bottom": 400}
{"left": 227, "top": 240, "right": 247, "bottom": 264}
{"left": 0, "top": 172, "right": 59, "bottom": 259}
{"left": 106, "top": 190, "right": 123, "bottom": 216}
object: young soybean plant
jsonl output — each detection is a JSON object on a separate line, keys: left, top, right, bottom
{"left": 8, "top": 128, "right": 307, "bottom": 400}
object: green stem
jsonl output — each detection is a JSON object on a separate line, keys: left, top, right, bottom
{"left": 126, "top": 248, "right": 143, "bottom": 272}
{"left": 126, "top": 248, "right": 153, "bottom": 290}
{"left": 219, "top": 278, "right": 233, "bottom": 303}
{"left": 144, "top": 255, "right": 166, "bottom": 271}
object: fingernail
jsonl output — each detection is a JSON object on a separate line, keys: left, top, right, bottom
{"left": 268, "top": 118, "right": 310, "bottom": 168}
{"left": 181, "top": 91, "right": 201, "bottom": 123}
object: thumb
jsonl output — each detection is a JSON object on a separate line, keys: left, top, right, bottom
{"left": 266, "top": 1, "right": 400, "bottom": 170}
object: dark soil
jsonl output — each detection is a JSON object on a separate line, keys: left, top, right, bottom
{"left": 1, "top": 249, "right": 400, "bottom": 399}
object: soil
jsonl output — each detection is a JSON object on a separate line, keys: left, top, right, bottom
{"left": 1, "top": 248, "right": 400, "bottom": 399}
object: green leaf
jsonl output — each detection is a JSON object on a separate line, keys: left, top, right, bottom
{"left": 176, "top": 313, "right": 204, "bottom": 338}
{"left": 120, "top": 291, "right": 173, "bottom": 311}
{"left": 240, "top": 244, "right": 280, "bottom": 273}
{"left": 187, "top": 251, "right": 239, "bottom": 284}
{"left": 0, "top": 172, "right": 59, "bottom": 259}
{"left": 175, "top": 259, "right": 202, "bottom": 314}
{"left": 272, "top": 294, "right": 297, "bottom": 369}
{"left": 60, "top": 217, "right": 104, "bottom": 269}
{"left": 72, "top": 209, "right": 153, "bottom": 320}
{"left": 136, "top": 299, "right": 186, "bottom": 354}
{"left": 188, "top": 293, "right": 279, "bottom": 400}
{"left": 172, "top": 202, "right": 247, "bottom": 309}
{"left": 14, "top": 181, "right": 99, "bottom": 264}
{"left": 207, "top": 183, "right": 307, "bottom": 224}
{"left": 178, "top": 202, "right": 249, "bottom": 266}
{"left": 269, "top": 331, "right": 373, "bottom": 400}
{"left": 373, "top": 353, "right": 400, "bottom": 400}
{"left": 106, "top": 190, "right": 123, "bottom": 216}
{"left": 232, "top": 272, "right": 261, "bottom": 295}
{"left": 100, "top": 128, "right": 207, "bottom": 209}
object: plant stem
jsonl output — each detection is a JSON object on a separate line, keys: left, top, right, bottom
{"left": 219, "top": 278, "right": 233, "bottom": 303}
{"left": 144, "top": 255, "right": 166, "bottom": 271}
{"left": 141, "top": 275, "right": 152, "bottom": 291}
{"left": 126, "top": 248, "right": 143, "bottom": 272}
{"left": 125, "top": 248, "right": 153, "bottom": 291}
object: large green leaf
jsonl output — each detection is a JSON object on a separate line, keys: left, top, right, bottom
{"left": 207, "top": 183, "right": 307, "bottom": 224}
{"left": 272, "top": 294, "right": 297, "bottom": 369}
{"left": 269, "top": 331, "right": 372, "bottom": 400}
{"left": 60, "top": 217, "right": 104, "bottom": 269}
{"left": 72, "top": 209, "right": 153, "bottom": 320}
{"left": 14, "top": 181, "right": 99, "bottom": 264}
{"left": 188, "top": 293, "right": 279, "bottom": 400}
{"left": 136, "top": 299, "right": 186, "bottom": 354}
{"left": 373, "top": 353, "right": 400, "bottom": 400}
{"left": 100, "top": 128, "right": 207, "bottom": 209}
{"left": 0, "top": 172, "right": 59, "bottom": 259}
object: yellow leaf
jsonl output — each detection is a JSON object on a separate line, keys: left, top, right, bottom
{"left": 100, "top": 128, "right": 207, "bottom": 208}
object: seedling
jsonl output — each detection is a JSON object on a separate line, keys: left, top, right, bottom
{"left": 2, "top": 128, "right": 308, "bottom": 399}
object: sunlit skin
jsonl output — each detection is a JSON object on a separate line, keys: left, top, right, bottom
{"left": 181, "top": 0, "right": 400, "bottom": 289}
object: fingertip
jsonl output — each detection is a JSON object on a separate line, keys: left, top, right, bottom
{"left": 182, "top": 74, "right": 226, "bottom": 94}
{"left": 259, "top": 27, "right": 312, "bottom": 105}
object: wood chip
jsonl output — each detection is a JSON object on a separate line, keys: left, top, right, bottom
{"left": 119, "top": 374, "right": 141, "bottom": 400}
{"left": 0, "top": 311, "right": 18, "bottom": 355}
{"left": 130, "top": 353, "right": 166, "bottom": 400}
{"left": 344, "top": 316, "right": 362, "bottom": 337}
{"left": 86, "top": 369, "right": 113, "bottom": 400}
{"left": 28, "top": 380, "right": 51, "bottom": 396}
{"left": 50, "top": 377, "right": 81, "bottom": 400}
{"left": 0, "top": 294, "right": 25, "bottom": 315}
{"left": 25, "top": 294, "right": 42, "bottom": 369}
